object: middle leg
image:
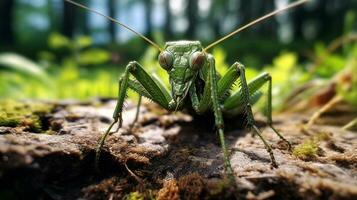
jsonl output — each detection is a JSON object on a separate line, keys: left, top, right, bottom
{"left": 190, "top": 55, "right": 235, "bottom": 179}
{"left": 222, "top": 63, "right": 279, "bottom": 167}
{"left": 223, "top": 71, "right": 291, "bottom": 150}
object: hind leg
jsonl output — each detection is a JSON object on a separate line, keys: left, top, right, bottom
{"left": 223, "top": 63, "right": 281, "bottom": 167}
{"left": 224, "top": 69, "right": 291, "bottom": 149}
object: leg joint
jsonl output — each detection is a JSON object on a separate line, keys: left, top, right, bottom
{"left": 207, "top": 54, "right": 215, "bottom": 68}
{"left": 216, "top": 123, "right": 224, "bottom": 129}
{"left": 265, "top": 73, "right": 272, "bottom": 81}
{"left": 127, "top": 61, "right": 138, "bottom": 72}
{"left": 207, "top": 54, "right": 215, "bottom": 61}
{"left": 234, "top": 62, "right": 245, "bottom": 71}
{"left": 118, "top": 76, "right": 124, "bottom": 83}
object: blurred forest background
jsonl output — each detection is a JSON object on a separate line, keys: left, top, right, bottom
{"left": 0, "top": 0, "right": 356, "bottom": 104}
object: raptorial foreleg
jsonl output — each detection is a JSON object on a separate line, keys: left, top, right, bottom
{"left": 96, "top": 61, "right": 172, "bottom": 168}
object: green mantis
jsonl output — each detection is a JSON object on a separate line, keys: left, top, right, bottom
{"left": 65, "top": 0, "right": 309, "bottom": 179}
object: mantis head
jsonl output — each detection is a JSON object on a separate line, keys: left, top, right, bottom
{"left": 158, "top": 41, "right": 206, "bottom": 109}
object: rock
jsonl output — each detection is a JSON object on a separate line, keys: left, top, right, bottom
{"left": 0, "top": 100, "right": 356, "bottom": 199}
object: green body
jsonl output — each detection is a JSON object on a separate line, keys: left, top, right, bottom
{"left": 63, "top": 0, "right": 307, "bottom": 181}
{"left": 97, "top": 41, "right": 291, "bottom": 180}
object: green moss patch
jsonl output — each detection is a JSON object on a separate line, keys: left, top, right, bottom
{"left": 293, "top": 139, "right": 319, "bottom": 159}
{"left": 0, "top": 100, "right": 53, "bottom": 133}
{"left": 293, "top": 132, "right": 331, "bottom": 160}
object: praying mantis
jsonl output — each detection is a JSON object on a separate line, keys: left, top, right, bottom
{"left": 65, "top": 0, "right": 309, "bottom": 179}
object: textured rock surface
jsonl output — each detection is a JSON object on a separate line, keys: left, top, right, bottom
{"left": 0, "top": 100, "right": 356, "bottom": 199}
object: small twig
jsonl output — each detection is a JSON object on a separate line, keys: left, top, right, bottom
{"left": 342, "top": 118, "right": 357, "bottom": 131}
{"left": 108, "top": 193, "right": 114, "bottom": 200}
{"left": 306, "top": 95, "right": 343, "bottom": 127}
{"left": 124, "top": 162, "right": 143, "bottom": 183}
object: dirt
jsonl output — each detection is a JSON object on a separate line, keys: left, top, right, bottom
{"left": 0, "top": 99, "right": 356, "bottom": 200}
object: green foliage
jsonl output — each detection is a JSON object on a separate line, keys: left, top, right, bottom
{"left": 48, "top": 33, "right": 71, "bottom": 49}
{"left": 213, "top": 48, "right": 229, "bottom": 76}
{"left": 214, "top": 38, "right": 357, "bottom": 113}
{"left": 337, "top": 59, "right": 357, "bottom": 106}
{"left": 263, "top": 52, "right": 308, "bottom": 110}
{"left": 211, "top": 49, "right": 307, "bottom": 111}
{"left": 78, "top": 48, "right": 110, "bottom": 65}
{"left": 140, "top": 46, "right": 168, "bottom": 84}
{"left": 0, "top": 53, "right": 47, "bottom": 78}
{"left": 0, "top": 30, "right": 356, "bottom": 109}
{"left": 75, "top": 36, "right": 93, "bottom": 49}
{"left": 314, "top": 43, "right": 346, "bottom": 78}
{"left": 49, "top": 33, "right": 93, "bottom": 50}
{"left": 0, "top": 33, "right": 117, "bottom": 100}
{"left": 310, "top": 38, "right": 357, "bottom": 107}
{"left": 47, "top": 33, "right": 110, "bottom": 66}
{"left": 0, "top": 53, "right": 51, "bottom": 98}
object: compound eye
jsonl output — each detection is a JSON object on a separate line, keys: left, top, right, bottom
{"left": 158, "top": 51, "right": 174, "bottom": 70}
{"left": 190, "top": 52, "right": 206, "bottom": 70}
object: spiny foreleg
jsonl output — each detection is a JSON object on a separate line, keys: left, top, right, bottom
{"left": 95, "top": 61, "right": 172, "bottom": 169}
{"left": 189, "top": 56, "right": 234, "bottom": 180}
{"left": 208, "top": 56, "right": 235, "bottom": 178}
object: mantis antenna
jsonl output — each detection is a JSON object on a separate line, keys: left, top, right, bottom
{"left": 204, "top": 0, "right": 310, "bottom": 51}
{"left": 64, "top": 0, "right": 163, "bottom": 52}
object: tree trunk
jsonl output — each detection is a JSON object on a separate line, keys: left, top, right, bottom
{"left": 78, "top": 0, "right": 90, "bottom": 35}
{"left": 315, "top": 0, "right": 351, "bottom": 41}
{"left": 290, "top": 0, "right": 306, "bottom": 40}
{"left": 48, "top": 0, "right": 60, "bottom": 33}
{"left": 164, "top": 0, "right": 173, "bottom": 40}
{"left": 208, "top": 1, "right": 222, "bottom": 39}
{"left": 257, "top": 0, "right": 277, "bottom": 37}
{"left": 62, "top": 0, "right": 76, "bottom": 38}
{"left": 143, "top": 0, "right": 153, "bottom": 39}
{"left": 0, "top": 0, "right": 15, "bottom": 45}
{"left": 108, "top": 0, "right": 118, "bottom": 43}
{"left": 185, "top": 0, "right": 198, "bottom": 39}
{"left": 238, "top": 0, "right": 255, "bottom": 36}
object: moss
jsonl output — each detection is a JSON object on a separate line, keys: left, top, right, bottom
{"left": 0, "top": 100, "right": 53, "bottom": 133}
{"left": 207, "top": 178, "right": 232, "bottom": 196}
{"left": 315, "top": 131, "right": 331, "bottom": 141}
{"left": 177, "top": 173, "right": 205, "bottom": 200}
{"left": 157, "top": 179, "right": 180, "bottom": 200}
{"left": 293, "top": 139, "right": 319, "bottom": 159}
{"left": 21, "top": 118, "right": 43, "bottom": 133}
{"left": 293, "top": 131, "right": 333, "bottom": 160}
{"left": 0, "top": 114, "right": 20, "bottom": 127}
{"left": 123, "top": 191, "right": 145, "bottom": 200}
